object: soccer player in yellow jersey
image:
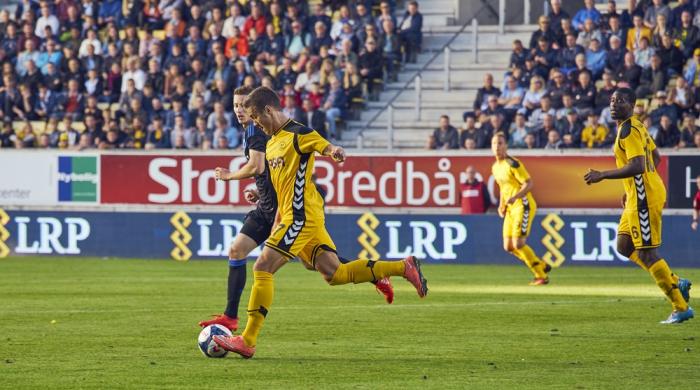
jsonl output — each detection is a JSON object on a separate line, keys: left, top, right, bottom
{"left": 213, "top": 87, "right": 428, "bottom": 358}
{"left": 491, "top": 132, "right": 552, "bottom": 285}
{"left": 585, "top": 88, "right": 693, "bottom": 324}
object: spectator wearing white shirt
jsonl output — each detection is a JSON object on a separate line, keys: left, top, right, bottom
{"left": 222, "top": 4, "right": 246, "bottom": 38}
{"left": 121, "top": 58, "right": 146, "bottom": 92}
{"left": 78, "top": 29, "right": 102, "bottom": 58}
{"left": 35, "top": 2, "right": 59, "bottom": 39}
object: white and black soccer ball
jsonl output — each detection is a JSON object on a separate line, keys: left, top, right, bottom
{"left": 197, "top": 324, "right": 232, "bottom": 358}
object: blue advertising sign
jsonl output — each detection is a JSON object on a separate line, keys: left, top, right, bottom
{"left": 0, "top": 209, "right": 698, "bottom": 267}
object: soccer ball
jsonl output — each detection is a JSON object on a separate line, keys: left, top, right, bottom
{"left": 197, "top": 324, "right": 232, "bottom": 358}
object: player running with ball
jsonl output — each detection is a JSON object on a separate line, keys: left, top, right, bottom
{"left": 584, "top": 88, "right": 693, "bottom": 324}
{"left": 213, "top": 86, "right": 428, "bottom": 358}
{"left": 199, "top": 86, "right": 393, "bottom": 332}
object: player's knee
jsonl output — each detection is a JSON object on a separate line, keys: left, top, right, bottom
{"left": 638, "top": 250, "right": 660, "bottom": 268}
{"left": 228, "top": 246, "right": 248, "bottom": 260}
{"left": 503, "top": 242, "right": 515, "bottom": 252}
{"left": 252, "top": 253, "right": 276, "bottom": 272}
{"left": 513, "top": 240, "right": 526, "bottom": 250}
{"left": 616, "top": 239, "right": 634, "bottom": 258}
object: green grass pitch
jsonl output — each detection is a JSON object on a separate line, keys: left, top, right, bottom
{"left": 1, "top": 257, "right": 698, "bottom": 389}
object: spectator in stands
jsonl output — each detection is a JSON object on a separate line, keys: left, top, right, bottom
{"left": 428, "top": 115, "right": 459, "bottom": 149}
{"left": 679, "top": 114, "right": 699, "bottom": 148}
{"left": 498, "top": 76, "right": 525, "bottom": 119}
{"left": 509, "top": 112, "right": 530, "bottom": 148}
{"left": 670, "top": 77, "right": 695, "bottom": 114}
{"left": 634, "top": 37, "right": 654, "bottom": 69}
{"left": 675, "top": 10, "right": 699, "bottom": 59}
{"left": 547, "top": 70, "right": 569, "bottom": 109}
{"left": 576, "top": 18, "right": 602, "bottom": 49}
{"left": 644, "top": 0, "right": 671, "bottom": 29}
{"left": 529, "top": 16, "right": 555, "bottom": 51}
{"left": 651, "top": 13, "right": 670, "bottom": 48}
{"left": 522, "top": 76, "right": 547, "bottom": 113}
{"left": 603, "top": 15, "right": 627, "bottom": 51}
{"left": 301, "top": 98, "right": 327, "bottom": 139}
{"left": 581, "top": 112, "right": 609, "bottom": 148}
{"left": 596, "top": 71, "right": 617, "bottom": 112}
{"left": 572, "top": 0, "right": 601, "bottom": 32}
{"left": 618, "top": 52, "right": 643, "bottom": 89}
{"left": 605, "top": 35, "right": 625, "bottom": 75}
{"left": 544, "top": 129, "right": 562, "bottom": 149}
{"left": 529, "top": 95, "right": 555, "bottom": 129}
{"left": 686, "top": 49, "right": 700, "bottom": 86}
{"left": 398, "top": 1, "right": 422, "bottom": 63}
{"left": 532, "top": 37, "right": 556, "bottom": 78}
{"left": 460, "top": 165, "right": 490, "bottom": 214}
{"left": 381, "top": 20, "right": 401, "bottom": 81}
{"left": 641, "top": 53, "right": 670, "bottom": 96}
{"left": 473, "top": 73, "right": 501, "bottom": 113}
{"left": 523, "top": 133, "right": 537, "bottom": 149}
{"left": 558, "top": 33, "right": 585, "bottom": 75}
{"left": 650, "top": 91, "right": 680, "bottom": 125}
{"left": 509, "top": 39, "right": 528, "bottom": 69}
{"left": 657, "top": 32, "right": 684, "bottom": 76}
{"left": 557, "top": 109, "right": 583, "bottom": 147}
{"left": 627, "top": 14, "right": 651, "bottom": 52}
{"left": 547, "top": 0, "right": 569, "bottom": 37}
{"left": 585, "top": 38, "right": 607, "bottom": 79}
{"left": 460, "top": 114, "right": 487, "bottom": 149}
{"left": 323, "top": 77, "right": 346, "bottom": 140}
{"left": 655, "top": 114, "right": 681, "bottom": 147}
{"left": 572, "top": 71, "right": 596, "bottom": 116}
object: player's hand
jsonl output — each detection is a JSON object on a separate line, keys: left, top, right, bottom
{"left": 506, "top": 197, "right": 517, "bottom": 205}
{"left": 584, "top": 169, "right": 605, "bottom": 185}
{"left": 215, "top": 167, "right": 230, "bottom": 181}
{"left": 621, "top": 193, "right": 627, "bottom": 208}
{"left": 498, "top": 204, "right": 506, "bottom": 218}
{"left": 330, "top": 146, "right": 346, "bottom": 163}
{"left": 692, "top": 221, "right": 698, "bottom": 231}
{"left": 244, "top": 188, "right": 259, "bottom": 204}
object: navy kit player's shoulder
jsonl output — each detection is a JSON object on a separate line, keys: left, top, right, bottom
{"left": 246, "top": 124, "right": 268, "bottom": 152}
{"left": 505, "top": 156, "right": 521, "bottom": 168}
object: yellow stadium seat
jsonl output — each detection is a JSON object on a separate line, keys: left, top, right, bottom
{"left": 30, "top": 121, "right": 46, "bottom": 133}
{"left": 97, "top": 103, "right": 110, "bottom": 111}
{"left": 119, "top": 29, "right": 126, "bottom": 40}
{"left": 163, "top": 102, "right": 172, "bottom": 110}
{"left": 153, "top": 30, "right": 166, "bottom": 40}
{"left": 73, "top": 122, "right": 86, "bottom": 133}
{"left": 12, "top": 121, "right": 25, "bottom": 132}
{"left": 110, "top": 103, "right": 120, "bottom": 115}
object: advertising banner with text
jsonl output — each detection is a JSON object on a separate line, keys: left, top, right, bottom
{"left": 100, "top": 154, "right": 671, "bottom": 208}
{"left": 1, "top": 209, "right": 697, "bottom": 267}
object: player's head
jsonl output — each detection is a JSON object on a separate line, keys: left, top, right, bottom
{"left": 491, "top": 132, "right": 508, "bottom": 159}
{"left": 610, "top": 87, "right": 635, "bottom": 121}
{"left": 243, "top": 86, "right": 282, "bottom": 133}
{"left": 233, "top": 85, "right": 254, "bottom": 124}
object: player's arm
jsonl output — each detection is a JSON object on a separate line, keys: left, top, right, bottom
{"left": 507, "top": 178, "right": 533, "bottom": 204}
{"left": 652, "top": 147, "right": 661, "bottom": 169}
{"left": 584, "top": 156, "right": 645, "bottom": 184}
{"left": 296, "top": 128, "right": 344, "bottom": 162}
{"left": 215, "top": 149, "right": 266, "bottom": 181}
{"left": 321, "top": 143, "right": 345, "bottom": 163}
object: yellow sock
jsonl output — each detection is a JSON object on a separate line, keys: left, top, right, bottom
{"left": 648, "top": 260, "right": 688, "bottom": 312}
{"left": 628, "top": 251, "right": 648, "bottom": 271}
{"left": 241, "top": 271, "right": 274, "bottom": 347}
{"left": 514, "top": 245, "right": 548, "bottom": 279}
{"left": 329, "top": 259, "right": 405, "bottom": 285}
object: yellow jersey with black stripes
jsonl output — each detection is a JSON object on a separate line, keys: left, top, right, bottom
{"left": 492, "top": 156, "right": 536, "bottom": 208}
{"left": 613, "top": 117, "right": 666, "bottom": 210}
{"left": 266, "top": 119, "right": 330, "bottom": 222}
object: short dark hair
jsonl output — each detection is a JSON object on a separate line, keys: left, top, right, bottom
{"left": 244, "top": 86, "right": 281, "bottom": 114}
{"left": 234, "top": 85, "right": 254, "bottom": 96}
{"left": 615, "top": 87, "right": 636, "bottom": 104}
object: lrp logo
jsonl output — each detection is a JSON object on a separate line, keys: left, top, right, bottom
{"left": 58, "top": 156, "right": 98, "bottom": 202}
{"left": 356, "top": 213, "right": 467, "bottom": 260}
{"left": 0, "top": 208, "right": 10, "bottom": 258}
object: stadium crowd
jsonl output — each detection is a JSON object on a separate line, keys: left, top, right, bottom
{"left": 0, "top": 0, "right": 424, "bottom": 150}
{"left": 430, "top": 0, "right": 700, "bottom": 150}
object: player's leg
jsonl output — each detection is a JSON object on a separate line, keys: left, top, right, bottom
{"left": 624, "top": 206, "right": 693, "bottom": 323}
{"left": 310, "top": 228, "right": 427, "bottom": 297}
{"left": 617, "top": 209, "right": 649, "bottom": 271}
{"left": 213, "top": 246, "right": 288, "bottom": 358}
{"left": 504, "top": 206, "right": 548, "bottom": 282}
{"left": 512, "top": 237, "right": 550, "bottom": 284}
{"left": 338, "top": 255, "right": 394, "bottom": 304}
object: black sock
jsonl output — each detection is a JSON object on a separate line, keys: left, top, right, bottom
{"left": 224, "top": 259, "right": 247, "bottom": 318}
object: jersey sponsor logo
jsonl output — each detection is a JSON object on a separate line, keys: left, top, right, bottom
{"left": 268, "top": 157, "right": 285, "bottom": 169}
{"left": 58, "top": 156, "right": 98, "bottom": 202}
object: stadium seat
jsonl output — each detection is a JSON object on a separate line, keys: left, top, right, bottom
{"left": 350, "top": 97, "right": 365, "bottom": 120}
{"left": 110, "top": 103, "right": 120, "bottom": 116}
{"left": 153, "top": 30, "right": 166, "bottom": 40}
{"left": 30, "top": 121, "right": 47, "bottom": 133}
{"left": 73, "top": 122, "right": 86, "bottom": 133}
{"left": 369, "top": 78, "right": 384, "bottom": 101}
{"left": 97, "top": 103, "right": 110, "bottom": 111}
{"left": 163, "top": 102, "right": 172, "bottom": 110}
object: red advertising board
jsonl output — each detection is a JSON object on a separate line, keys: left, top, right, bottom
{"left": 100, "top": 154, "right": 669, "bottom": 208}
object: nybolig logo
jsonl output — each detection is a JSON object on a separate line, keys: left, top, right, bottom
{"left": 58, "top": 156, "right": 98, "bottom": 202}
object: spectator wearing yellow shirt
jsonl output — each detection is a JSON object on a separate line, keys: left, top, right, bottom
{"left": 581, "top": 112, "right": 608, "bottom": 148}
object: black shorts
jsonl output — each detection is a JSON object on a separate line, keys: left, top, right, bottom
{"left": 240, "top": 208, "right": 274, "bottom": 245}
